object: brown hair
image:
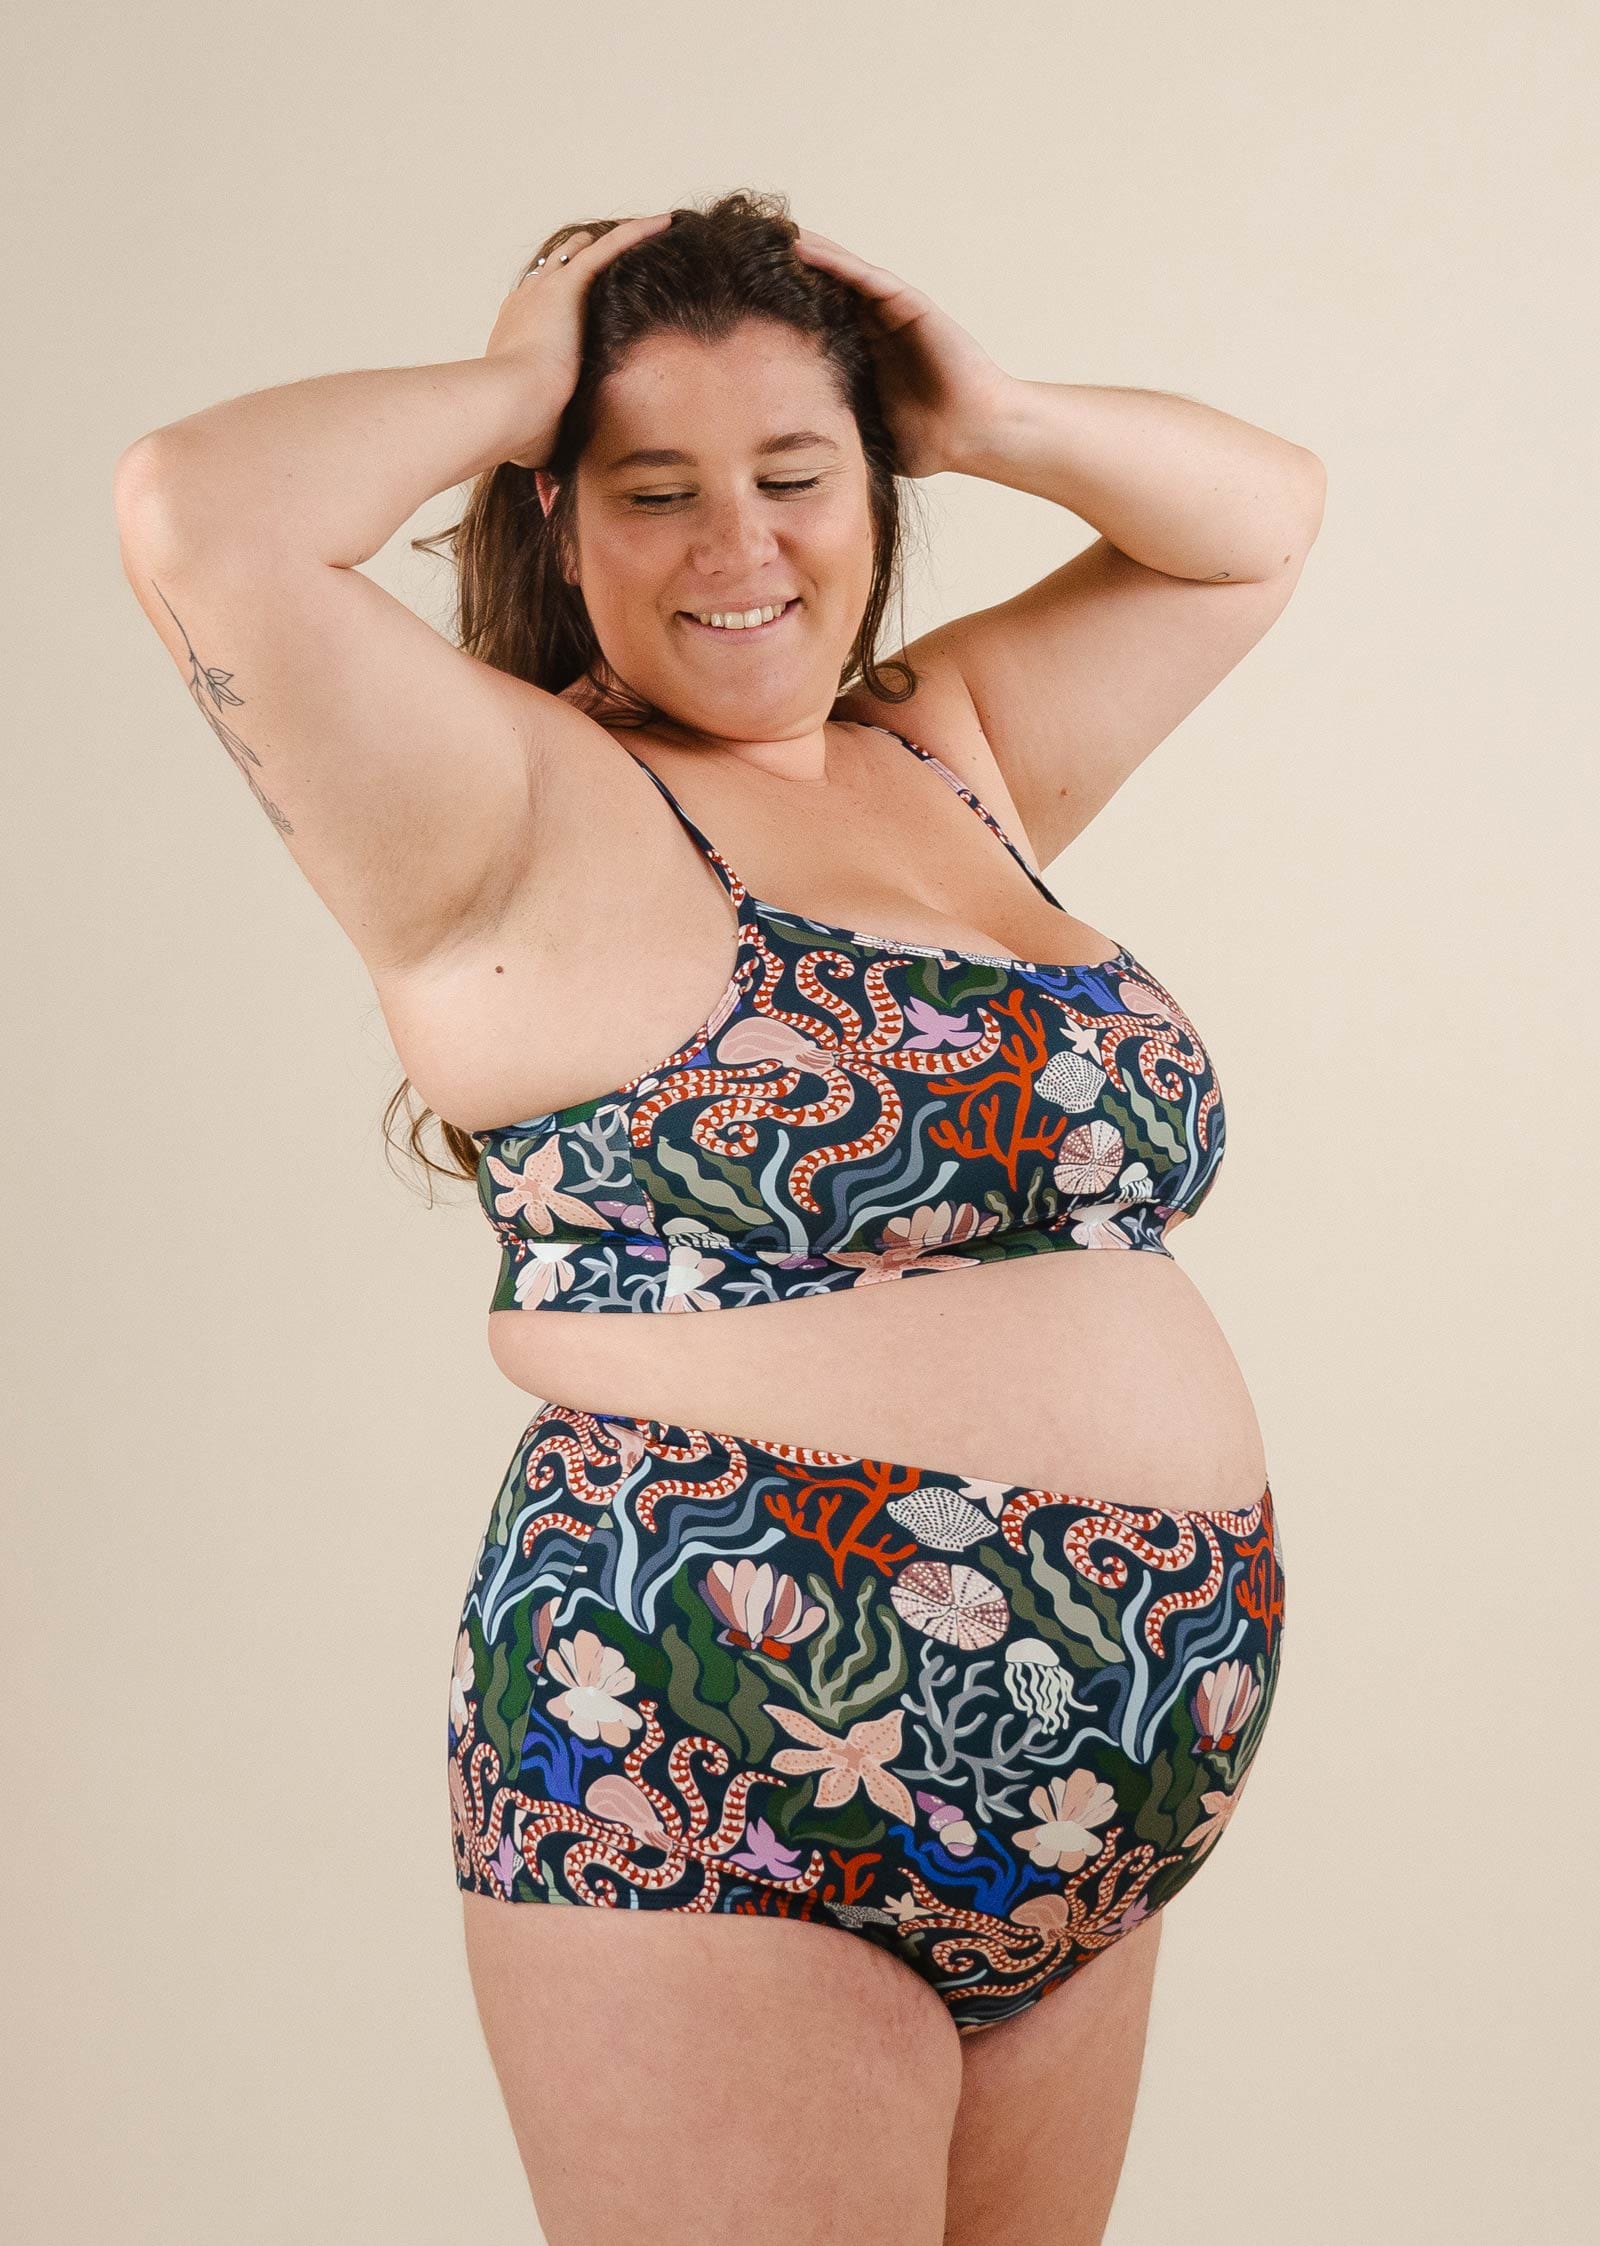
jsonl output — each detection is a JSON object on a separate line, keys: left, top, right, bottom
{"left": 384, "top": 187, "right": 925, "bottom": 1194}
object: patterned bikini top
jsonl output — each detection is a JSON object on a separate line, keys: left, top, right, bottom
{"left": 471, "top": 726, "right": 1225, "bottom": 1313}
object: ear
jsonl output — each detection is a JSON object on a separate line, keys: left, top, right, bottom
{"left": 533, "top": 468, "right": 578, "bottom": 587}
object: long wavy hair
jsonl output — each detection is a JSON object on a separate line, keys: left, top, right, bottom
{"left": 384, "top": 187, "right": 925, "bottom": 1193}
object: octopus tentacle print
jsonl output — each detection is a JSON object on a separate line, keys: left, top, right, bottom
{"left": 445, "top": 727, "right": 1284, "bottom": 2034}
{"left": 468, "top": 731, "right": 1228, "bottom": 1314}
{"left": 450, "top": 1402, "right": 1287, "bottom": 2033}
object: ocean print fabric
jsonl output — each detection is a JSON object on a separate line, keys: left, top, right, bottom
{"left": 469, "top": 770, "right": 1227, "bottom": 1315}
{"left": 448, "top": 1402, "right": 1287, "bottom": 2032}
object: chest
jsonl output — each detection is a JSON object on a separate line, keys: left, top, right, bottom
{"left": 470, "top": 930, "right": 1227, "bottom": 1314}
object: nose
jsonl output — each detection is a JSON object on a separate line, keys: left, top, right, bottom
{"left": 687, "top": 493, "right": 782, "bottom": 578}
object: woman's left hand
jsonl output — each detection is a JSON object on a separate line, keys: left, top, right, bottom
{"left": 791, "top": 226, "right": 1020, "bottom": 480}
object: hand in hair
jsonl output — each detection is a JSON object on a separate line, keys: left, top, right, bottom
{"left": 790, "top": 225, "right": 1018, "bottom": 480}
{"left": 484, "top": 213, "right": 675, "bottom": 470}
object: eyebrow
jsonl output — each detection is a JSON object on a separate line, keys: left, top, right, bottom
{"left": 600, "top": 430, "right": 843, "bottom": 473}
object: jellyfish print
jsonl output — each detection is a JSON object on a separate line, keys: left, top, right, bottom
{"left": 1002, "top": 1637, "right": 1094, "bottom": 1733}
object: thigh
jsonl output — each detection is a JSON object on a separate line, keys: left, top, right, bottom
{"left": 943, "top": 1912, "right": 1165, "bottom": 2246}
{"left": 462, "top": 1893, "right": 964, "bottom": 2246}
{"left": 447, "top": 1407, "right": 1285, "bottom": 2241}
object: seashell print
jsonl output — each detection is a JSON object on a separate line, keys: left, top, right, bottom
{"left": 531, "top": 1596, "right": 560, "bottom": 1665}
{"left": 888, "top": 1487, "right": 996, "bottom": 1551}
{"left": 1002, "top": 1636, "right": 1086, "bottom": 1733}
{"left": 714, "top": 1014, "right": 836, "bottom": 1071}
{"left": 884, "top": 1200, "right": 1005, "bottom": 1252}
{"left": 914, "top": 1788, "right": 978, "bottom": 1857}
{"left": 699, "top": 1557, "right": 826, "bottom": 1656}
{"left": 1191, "top": 1657, "right": 1262, "bottom": 1753}
{"left": 1053, "top": 1117, "right": 1127, "bottom": 1195}
{"left": 1012, "top": 1768, "right": 1120, "bottom": 1871}
{"left": 452, "top": 1388, "right": 1284, "bottom": 1946}
{"left": 889, "top": 1559, "right": 1010, "bottom": 1649}
{"left": 659, "top": 1241, "right": 730, "bottom": 1310}
{"left": 1034, "top": 1050, "right": 1108, "bottom": 1112}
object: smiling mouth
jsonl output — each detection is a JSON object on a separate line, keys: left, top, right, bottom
{"left": 676, "top": 597, "right": 802, "bottom": 641}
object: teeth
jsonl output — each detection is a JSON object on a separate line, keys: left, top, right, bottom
{"left": 688, "top": 601, "right": 791, "bottom": 629}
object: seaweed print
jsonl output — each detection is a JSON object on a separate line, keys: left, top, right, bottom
{"left": 467, "top": 731, "right": 1226, "bottom": 1318}
{"left": 449, "top": 1403, "right": 1286, "bottom": 2034}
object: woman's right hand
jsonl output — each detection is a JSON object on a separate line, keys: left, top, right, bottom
{"left": 484, "top": 212, "right": 675, "bottom": 469}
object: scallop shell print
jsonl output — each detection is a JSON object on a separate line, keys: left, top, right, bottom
{"left": 889, "top": 1559, "right": 1010, "bottom": 1649}
{"left": 887, "top": 1488, "right": 996, "bottom": 1552}
{"left": 1034, "top": 1051, "right": 1108, "bottom": 1112}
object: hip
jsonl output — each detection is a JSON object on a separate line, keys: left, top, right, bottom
{"left": 448, "top": 1396, "right": 1288, "bottom": 1979}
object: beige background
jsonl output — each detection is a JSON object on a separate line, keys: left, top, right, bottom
{"left": 6, "top": 3, "right": 1596, "bottom": 2239}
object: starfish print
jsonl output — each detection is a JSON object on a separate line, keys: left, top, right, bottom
{"left": 485, "top": 1139, "right": 608, "bottom": 1235}
{"left": 900, "top": 996, "right": 985, "bottom": 1053}
{"left": 762, "top": 1702, "right": 916, "bottom": 1822}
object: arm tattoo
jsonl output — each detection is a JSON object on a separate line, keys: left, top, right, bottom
{"left": 150, "top": 578, "right": 294, "bottom": 836}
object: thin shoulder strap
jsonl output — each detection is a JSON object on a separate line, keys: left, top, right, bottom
{"left": 619, "top": 747, "right": 744, "bottom": 904}
{"left": 869, "top": 725, "right": 1061, "bottom": 908}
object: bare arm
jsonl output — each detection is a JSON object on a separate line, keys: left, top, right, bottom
{"left": 117, "top": 352, "right": 541, "bottom": 568}
{"left": 921, "top": 382, "right": 1326, "bottom": 862}
{"left": 111, "top": 345, "right": 606, "bottom": 975}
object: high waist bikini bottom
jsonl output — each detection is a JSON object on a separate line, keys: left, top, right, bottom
{"left": 448, "top": 1401, "right": 1287, "bottom": 2034}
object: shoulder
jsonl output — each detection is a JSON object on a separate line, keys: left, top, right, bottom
{"left": 832, "top": 638, "right": 1040, "bottom": 856}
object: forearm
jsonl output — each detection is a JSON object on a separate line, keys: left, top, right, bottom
{"left": 114, "top": 354, "right": 536, "bottom": 568}
{"left": 951, "top": 380, "right": 1325, "bottom": 583}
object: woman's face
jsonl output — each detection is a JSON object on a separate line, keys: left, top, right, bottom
{"left": 546, "top": 320, "right": 876, "bottom": 743}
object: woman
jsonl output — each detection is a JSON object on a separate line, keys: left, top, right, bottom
{"left": 115, "top": 191, "right": 1321, "bottom": 2246}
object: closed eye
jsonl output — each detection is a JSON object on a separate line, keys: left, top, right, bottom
{"left": 631, "top": 478, "right": 823, "bottom": 509}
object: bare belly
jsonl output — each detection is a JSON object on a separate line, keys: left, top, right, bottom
{"left": 486, "top": 1250, "right": 1267, "bottom": 1518}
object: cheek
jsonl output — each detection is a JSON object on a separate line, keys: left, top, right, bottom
{"left": 822, "top": 495, "right": 876, "bottom": 572}
{"left": 584, "top": 535, "right": 663, "bottom": 620}
{"left": 807, "top": 515, "right": 874, "bottom": 597}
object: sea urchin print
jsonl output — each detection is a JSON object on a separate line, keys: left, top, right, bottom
{"left": 889, "top": 1559, "right": 1011, "bottom": 1650}
{"left": 450, "top": 1393, "right": 1285, "bottom": 2035}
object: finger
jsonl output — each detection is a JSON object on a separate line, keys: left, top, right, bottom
{"left": 793, "top": 228, "right": 906, "bottom": 300}
{"left": 577, "top": 212, "right": 674, "bottom": 261}
{"left": 524, "top": 229, "right": 591, "bottom": 278}
{"left": 598, "top": 211, "right": 675, "bottom": 255}
{"left": 794, "top": 226, "right": 879, "bottom": 272}
{"left": 793, "top": 228, "right": 857, "bottom": 269}
{"left": 529, "top": 213, "right": 669, "bottom": 278}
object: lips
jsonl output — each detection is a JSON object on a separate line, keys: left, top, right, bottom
{"left": 677, "top": 597, "right": 801, "bottom": 640}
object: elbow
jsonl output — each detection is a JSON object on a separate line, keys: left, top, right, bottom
{"left": 1261, "top": 449, "right": 1326, "bottom": 576}
{"left": 1289, "top": 448, "right": 1328, "bottom": 548}
{"left": 112, "top": 434, "right": 170, "bottom": 522}
{"left": 113, "top": 432, "right": 250, "bottom": 571}
{"left": 112, "top": 434, "right": 201, "bottom": 554}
